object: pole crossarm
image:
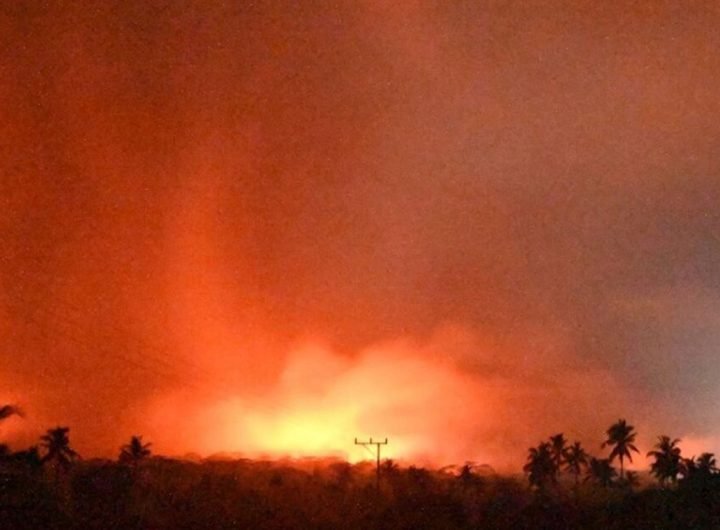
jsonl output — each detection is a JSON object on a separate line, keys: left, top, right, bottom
{"left": 354, "top": 437, "right": 389, "bottom": 493}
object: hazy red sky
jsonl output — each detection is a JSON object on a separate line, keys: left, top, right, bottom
{"left": 1, "top": 1, "right": 720, "bottom": 468}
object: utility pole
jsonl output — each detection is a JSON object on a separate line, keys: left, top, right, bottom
{"left": 354, "top": 437, "right": 388, "bottom": 493}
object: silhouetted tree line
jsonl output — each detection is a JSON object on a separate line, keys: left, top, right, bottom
{"left": 522, "top": 419, "right": 720, "bottom": 528}
{"left": 2, "top": 409, "right": 720, "bottom": 528}
{"left": 524, "top": 419, "right": 718, "bottom": 492}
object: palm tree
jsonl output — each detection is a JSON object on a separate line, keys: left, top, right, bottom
{"left": 119, "top": 435, "right": 152, "bottom": 466}
{"left": 457, "top": 462, "right": 486, "bottom": 494}
{"left": 695, "top": 452, "right": 717, "bottom": 475}
{"left": 602, "top": 419, "right": 639, "bottom": 480}
{"left": 549, "top": 433, "right": 567, "bottom": 478}
{"left": 524, "top": 442, "right": 556, "bottom": 491}
{"left": 40, "top": 426, "right": 79, "bottom": 474}
{"left": 564, "top": 441, "right": 588, "bottom": 488}
{"left": 683, "top": 452, "right": 717, "bottom": 489}
{"left": 458, "top": 462, "right": 474, "bottom": 489}
{"left": 647, "top": 435, "right": 683, "bottom": 487}
{"left": 585, "top": 457, "right": 617, "bottom": 488}
{"left": 382, "top": 458, "right": 399, "bottom": 474}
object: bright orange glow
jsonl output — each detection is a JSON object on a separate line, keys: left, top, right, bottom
{"left": 4, "top": 1, "right": 720, "bottom": 471}
{"left": 245, "top": 408, "right": 358, "bottom": 459}
{"left": 143, "top": 339, "right": 484, "bottom": 464}
{"left": 139, "top": 325, "right": 649, "bottom": 471}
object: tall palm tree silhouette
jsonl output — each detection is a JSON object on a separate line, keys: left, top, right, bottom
{"left": 549, "top": 433, "right": 567, "bottom": 477}
{"left": 40, "top": 426, "right": 79, "bottom": 481}
{"left": 524, "top": 442, "right": 556, "bottom": 490}
{"left": 647, "top": 435, "right": 683, "bottom": 487}
{"left": 119, "top": 435, "right": 152, "bottom": 466}
{"left": 601, "top": 419, "right": 639, "bottom": 480}
{"left": 564, "top": 441, "right": 588, "bottom": 488}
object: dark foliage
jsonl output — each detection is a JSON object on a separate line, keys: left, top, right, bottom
{"left": 1, "top": 453, "right": 718, "bottom": 529}
{"left": 1, "top": 419, "right": 719, "bottom": 528}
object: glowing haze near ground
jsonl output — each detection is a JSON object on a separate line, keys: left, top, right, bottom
{"left": 2, "top": 2, "right": 720, "bottom": 471}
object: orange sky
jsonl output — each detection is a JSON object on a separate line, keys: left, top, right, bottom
{"left": 2, "top": 1, "right": 720, "bottom": 470}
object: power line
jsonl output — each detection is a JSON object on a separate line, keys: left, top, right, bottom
{"left": 354, "top": 437, "right": 388, "bottom": 493}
